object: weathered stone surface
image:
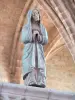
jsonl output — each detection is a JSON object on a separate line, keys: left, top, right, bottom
{"left": 0, "top": 82, "right": 75, "bottom": 100}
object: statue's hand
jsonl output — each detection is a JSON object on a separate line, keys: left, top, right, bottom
{"left": 32, "top": 30, "right": 39, "bottom": 42}
{"left": 38, "top": 34, "right": 43, "bottom": 43}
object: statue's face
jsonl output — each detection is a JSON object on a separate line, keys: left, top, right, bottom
{"left": 32, "top": 9, "right": 40, "bottom": 21}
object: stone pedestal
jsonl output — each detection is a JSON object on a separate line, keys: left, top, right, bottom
{"left": 0, "top": 82, "right": 75, "bottom": 100}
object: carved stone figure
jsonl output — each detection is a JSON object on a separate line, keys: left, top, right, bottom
{"left": 21, "top": 9, "right": 48, "bottom": 88}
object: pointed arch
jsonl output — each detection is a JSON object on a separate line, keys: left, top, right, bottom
{"left": 38, "top": 0, "right": 75, "bottom": 62}
{"left": 9, "top": 0, "right": 34, "bottom": 82}
{"left": 9, "top": 0, "right": 75, "bottom": 83}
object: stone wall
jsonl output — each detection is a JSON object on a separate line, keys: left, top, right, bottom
{"left": 46, "top": 40, "right": 75, "bottom": 92}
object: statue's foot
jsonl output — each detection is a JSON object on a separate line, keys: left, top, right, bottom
{"left": 29, "top": 84, "right": 45, "bottom": 88}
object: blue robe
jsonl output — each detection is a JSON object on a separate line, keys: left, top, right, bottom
{"left": 21, "top": 10, "right": 48, "bottom": 78}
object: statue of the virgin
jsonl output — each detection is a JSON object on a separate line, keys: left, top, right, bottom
{"left": 21, "top": 8, "right": 48, "bottom": 88}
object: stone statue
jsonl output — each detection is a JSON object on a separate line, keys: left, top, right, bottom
{"left": 21, "top": 9, "right": 48, "bottom": 88}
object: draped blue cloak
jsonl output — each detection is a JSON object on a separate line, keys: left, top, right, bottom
{"left": 21, "top": 10, "right": 48, "bottom": 77}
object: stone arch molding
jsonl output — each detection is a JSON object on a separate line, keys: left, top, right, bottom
{"left": 9, "top": 0, "right": 35, "bottom": 82}
{"left": 37, "top": 0, "right": 75, "bottom": 62}
{"left": 9, "top": 0, "right": 75, "bottom": 82}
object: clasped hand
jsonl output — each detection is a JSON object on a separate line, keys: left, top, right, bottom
{"left": 32, "top": 30, "right": 42, "bottom": 42}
